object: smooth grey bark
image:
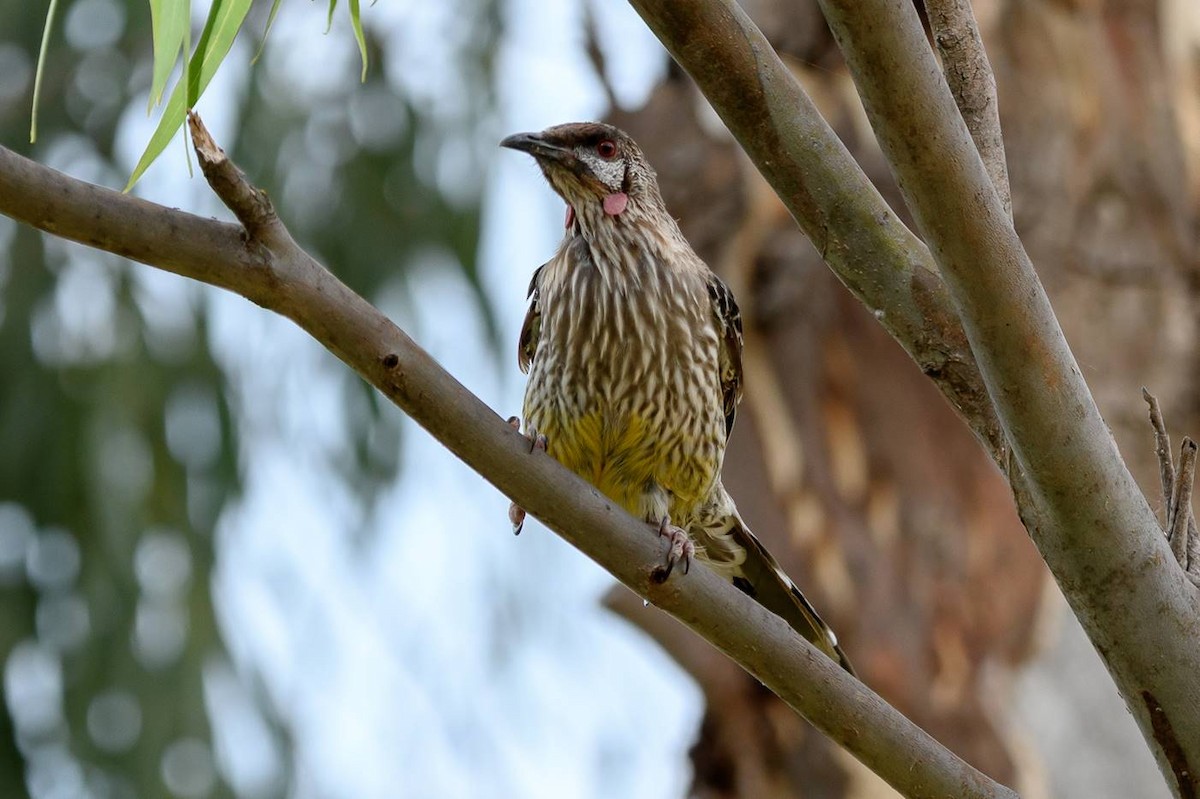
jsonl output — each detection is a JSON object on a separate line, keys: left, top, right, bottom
{"left": 625, "top": 0, "right": 1008, "bottom": 465}
{"left": 924, "top": 0, "right": 1011, "bottom": 219}
{"left": 626, "top": 0, "right": 1200, "bottom": 793}
{"left": 816, "top": 1, "right": 1200, "bottom": 792}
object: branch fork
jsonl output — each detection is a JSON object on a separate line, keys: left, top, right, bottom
{"left": 625, "top": 0, "right": 1200, "bottom": 790}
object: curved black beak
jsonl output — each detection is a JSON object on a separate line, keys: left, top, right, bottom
{"left": 500, "top": 132, "right": 575, "bottom": 166}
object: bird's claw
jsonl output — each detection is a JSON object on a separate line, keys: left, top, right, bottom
{"left": 652, "top": 517, "right": 695, "bottom": 583}
{"left": 506, "top": 416, "right": 548, "bottom": 534}
{"left": 509, "top": 502, "right": 527, "bottom": 536}
{"left": 509, "top": 414, "right": 547, "bottom": 454}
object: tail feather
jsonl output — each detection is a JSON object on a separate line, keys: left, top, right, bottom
{"left": 727, "top": 516, "right": 855, "bottom": 675}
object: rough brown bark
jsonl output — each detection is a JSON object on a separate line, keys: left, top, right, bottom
{"left": 608, "top": 1, "right": 1200, "bottom": 795}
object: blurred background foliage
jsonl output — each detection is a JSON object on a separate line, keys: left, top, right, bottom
{"left": 0, "top": 1, "right": 500, "bottom": 796}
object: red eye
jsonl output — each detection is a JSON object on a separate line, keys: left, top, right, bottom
{"left": 596, "top": 140, "right": 617, "bottom": 159}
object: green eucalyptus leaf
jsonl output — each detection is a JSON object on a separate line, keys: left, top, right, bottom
{"left": 125, "top": 0, "right": 253, "bottom": 191}
{"left": 148, "top": 0, "right": 190, "bottom": 109}
{"left": 349, "top": 0, "right": 367, "bottom": 81}
{"left": 252, "top": 0, "right": 286, "bottom": 64}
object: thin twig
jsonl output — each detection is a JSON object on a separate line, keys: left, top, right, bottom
{"left": 923, "top": 0, "right": 1011, "bottom": 219}
{"left": 188, "top": 112, "right": 281, "bottom": 242}
{"left": 1143, "top": 389, "right": 1197, "bottom": 574}
{"left": 1168, "top": 439, "right": 1196, "bottom": 568}
{"left": 1143, "top": 387, "right": 1175, "bottom": 525}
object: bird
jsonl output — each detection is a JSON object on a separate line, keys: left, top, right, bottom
{"left": 501, "top": 122, "right": 853, "bottom": 674}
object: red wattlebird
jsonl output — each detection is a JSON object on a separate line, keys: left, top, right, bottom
{"left": 503, "top": 122, "right": 853, "bottom": 673}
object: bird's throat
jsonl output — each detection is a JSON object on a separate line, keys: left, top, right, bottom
{"left": 565, "top": 192, "right": 627, "bottom": 232}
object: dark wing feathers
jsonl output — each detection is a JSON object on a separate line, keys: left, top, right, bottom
{"left": 707, "top": 274, "right": 744, "bottom": 439}
{"left": 518, "top": 263, "right": 546, "bottom": 374}
{"left": 728, "top": 517, "right": 855, "bottom": 674}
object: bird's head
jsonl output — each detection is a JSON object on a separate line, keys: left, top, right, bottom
{"left": 500, "top": 122, "right": 663, "bottom": 226}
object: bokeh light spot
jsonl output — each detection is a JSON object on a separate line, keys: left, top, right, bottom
{"left": 4, "top": 641, "right": 64, "bottom": 738}
{"left": 65, "top": 0, "right": 126, "bottom": 51}
{"left": 165, "top": 385, "right": 222, "bottom": 472}
{"left": 161, "top": 738, "right": 217, "bottom": 799}
{"left": 135, "top": 530, "right": 193, "bottom": 599}
{"left": 26, "top": 528, "right": 81, "bottom": 593}
{"left": 0, "top": 45, "right": 32, "bottom": 106}
{"left": 133, "top": 600, "right": 188, "bottom": 669}
{"left": 88, "top": 690, "right": 143, "bottom": 754}
{"left": 35, "top": 593, "right": 90, "bottom": 652}
{"left": 95, "top": 425, "right": 154, "bottom": 508}
{"left": 0, "top": 502, "right": 36, "bottom": 585}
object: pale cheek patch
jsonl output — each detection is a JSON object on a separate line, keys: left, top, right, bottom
{"left": 580, "top": 152, "right": 625, "bottom": 191}
{"left": 603, "top": 193, "right": 628, "bottom": 216}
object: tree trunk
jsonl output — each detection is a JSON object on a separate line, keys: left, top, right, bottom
{"left": 606, "top": 1, "right": 1200, "bottom": 795}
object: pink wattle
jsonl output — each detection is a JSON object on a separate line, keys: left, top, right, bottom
{"left": 565, "top": 205, "right": 576, "bottom": 228}
{"left": 603, "top": 192, "right": 628, "bottom": 216}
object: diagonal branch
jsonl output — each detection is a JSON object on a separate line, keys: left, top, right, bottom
{"left": 624, "top": 0, "right": 1200, "bottom": 790}
{"left": 0, "top": 131, "right": 1018, "bottom": 798}
{"left": 924, "top": 0, "right": 1011, "bottom": 219}
{"left": 815, "top": 0, "right": 1200, "bottom": 792}
{"left": 624, "top": 0, "right": 1007, "bottom": 466}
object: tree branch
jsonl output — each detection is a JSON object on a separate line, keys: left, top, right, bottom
{"left": 924, "top": 0, "right": 1011, "bottom": 219}
{"left": 623, "top": 0, "right": 1200, "bottom": 790}
{"left": 0, "top": 130, "right": 1017, "bottom": 798}
{"left": 815, "top": 0, "right": 1200, "bottom": 792}
{"left": 624, "top": 0, "right": 1007, "bottom": 466}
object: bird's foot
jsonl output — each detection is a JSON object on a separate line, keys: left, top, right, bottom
{"left": 508, "top": 415, "right": 547, "bottom": 454}
{"left": 506, "top": 416, "right": 547, "bottom": 535}
{"left": 508, "top": 502, "right": 527, "bottom": 536}
{"left": 651, "top": 517, "right": 695, "bottom": 583}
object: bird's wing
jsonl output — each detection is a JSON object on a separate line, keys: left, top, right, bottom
{"left": 518, "top": 263, "right": 546, "bottom": 374}
{"left": 727, "top": 514, "right": 855, "bottom": 674}
{"left": 707, "top": 274, "right": 744, "bottom": 439}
